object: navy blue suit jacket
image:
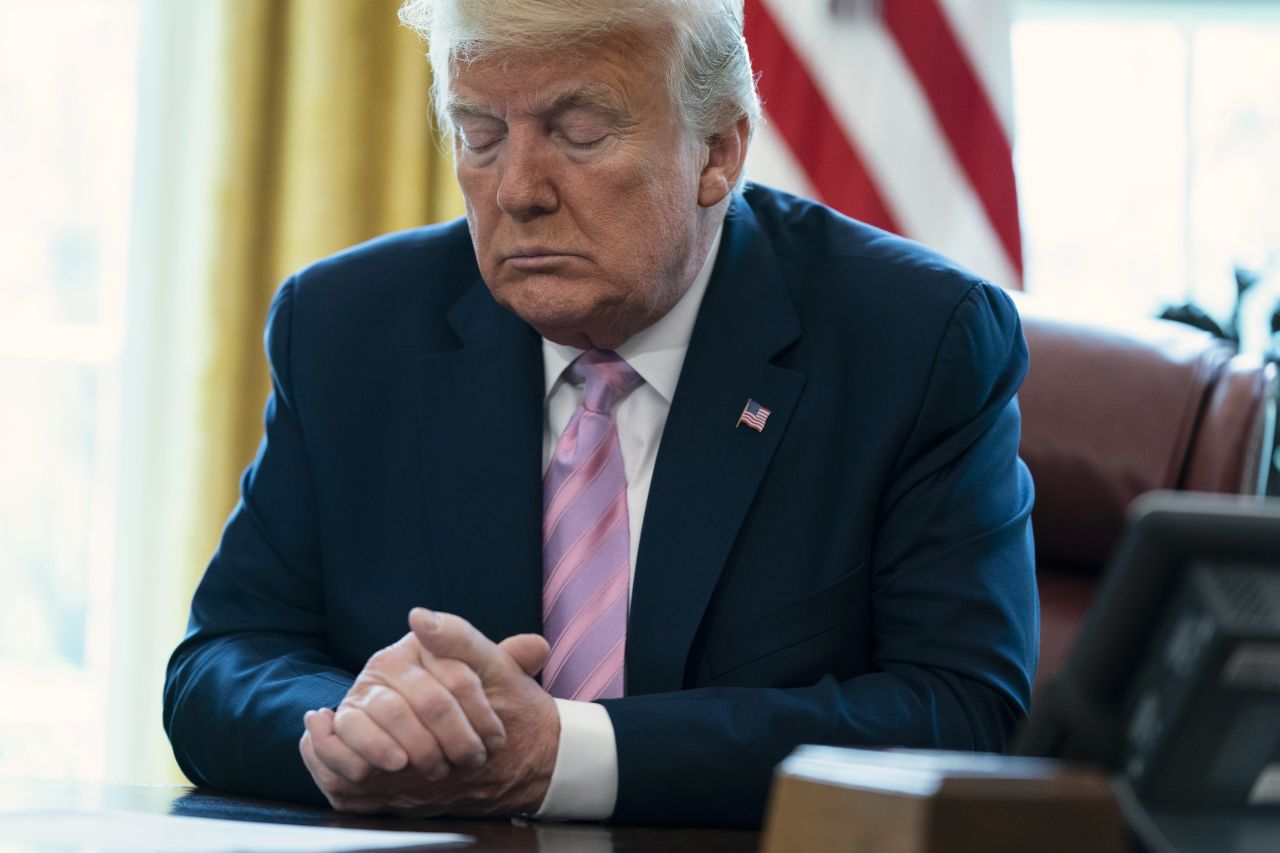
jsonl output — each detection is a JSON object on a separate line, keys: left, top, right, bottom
{"left": 164, "top": 186, "right": 1037, "bottom": 827}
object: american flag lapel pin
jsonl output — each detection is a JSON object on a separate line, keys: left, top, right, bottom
{"left": 736, "top": 398, "right": 772, "bottom": 432}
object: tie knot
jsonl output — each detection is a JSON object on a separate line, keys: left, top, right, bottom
{"left": 569, "top": 350, "right": 643, "bottom": 415}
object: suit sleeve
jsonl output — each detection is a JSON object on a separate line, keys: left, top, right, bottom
{"left": 600, "top": 282, "right": 1038, "bottom": 827}
{"left": 163, "top": 278, "right": 350, "bottom": 804}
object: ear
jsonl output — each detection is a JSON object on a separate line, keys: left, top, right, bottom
{"left": 697, "top": 114, "right": 751, "bottom": 207}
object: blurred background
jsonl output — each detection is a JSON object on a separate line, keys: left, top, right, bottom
{"left": 1, "top": 0, "right": 1278, "bottom": 786}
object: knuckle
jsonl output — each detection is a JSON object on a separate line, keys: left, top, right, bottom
{"left": 392, "top": 632, "right": 422, "bottom": 656}
{"left": 438, "top": 663, "right": 482, "bottom": 697}
{"left": 341, "top": 684, "right": 370, "bottom": 710}
{"left": 415, "top": 687, "right": 455, "bottom": 723}
{"left": 324, "top": 770, "right": 356, "bottom": 794}
{"left": 418, "top": 740, "right": 444, "bottom": 764}
{"left": 332, "top": 708, "right": 361, "bottom": 738}
{"left": 368, "top": 640, "right": 411, "bottom": 671}
{"left": 408, "top": 743, "right": 442, "bottom": 772}
{"left": 306, "top": 759, "right": 339, "bottom": 792}
{"left": 366, "top": 686, "right": 409, "bottom": 721}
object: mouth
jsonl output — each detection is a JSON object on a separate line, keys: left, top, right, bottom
{"left": 502, "top": 249, "right": 582, "bottom": 271}
{"left": 506, "top": 246, "right": 577, "bottom": 260}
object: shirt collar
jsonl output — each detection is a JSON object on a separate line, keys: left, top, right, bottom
{"left": 541, "top": 224, "right": 723, "bottom": 404}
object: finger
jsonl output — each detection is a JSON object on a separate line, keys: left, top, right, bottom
{"left": 299, "top": 713, "right": 346, "bottom": 795}
{"left": 347, "top": 681, "right": 454, "bottom": 777}
{"left": 498, "top": 633, "right": 551, "bottom": 677}
{"left": 307, "top": 707, "right": 381, "bottom": 786}
{"left": 327, "top": 795, "right": 384, "bottom": 815}
{"left": 333, "top": 702, "right": 412, "bottom": 773}
{"left": 409, "top": 608, "right": 510, "bottom": 687}
{"left": 301, "top": 725, "right": 382, "bottom": 813}
{"left": 414, "top": 656, "right": 506, "bottom": 756}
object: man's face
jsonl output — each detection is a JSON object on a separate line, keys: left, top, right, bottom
{"left": 448, "top": 31, "right": 712, "bottom": 350}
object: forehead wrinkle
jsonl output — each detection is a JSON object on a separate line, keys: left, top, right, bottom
{"left": 446, "top": 98, "right": 498, "bottom": 123}
{"left": 449, "top": 47, "right": 646, "bottom": 122}
{"left": 540, "top": 87, "right": 630, "bottom": 122}
{"left": 451, "top": 84, "right": 634, "bottom": 127}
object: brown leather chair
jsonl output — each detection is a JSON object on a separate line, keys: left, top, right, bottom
{"left": 1013, "top": 295, "right": 1277, "bottom": 694}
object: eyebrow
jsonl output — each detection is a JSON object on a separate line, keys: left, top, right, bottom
{"left": 446, "top": 87, "right": 631, "bottom": 126}
{"left": 542, "top": 88, "right": 629, "bottom": 123}
{"left": 446, "top": 100, "right": 500, "bottom": 124}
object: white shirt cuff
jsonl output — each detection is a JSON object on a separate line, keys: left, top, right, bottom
{"left": 533, "top": 698, "right": 618, "bottom": 821}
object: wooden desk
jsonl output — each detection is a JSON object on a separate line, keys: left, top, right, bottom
{"left": 0, "top": 779, "right": 760, "bottom": 851}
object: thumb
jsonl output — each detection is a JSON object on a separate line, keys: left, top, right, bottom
{"left": 498, "top": 633, "right": 551, "bottom": 677}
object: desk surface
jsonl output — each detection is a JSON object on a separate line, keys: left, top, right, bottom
{"left": 0, "top": 779, "right": 761, "bottom": 852}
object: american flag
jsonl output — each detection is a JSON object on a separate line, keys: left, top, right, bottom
{"left": 738, "top": 399, "right": 772, "bottom": 432}
{"left": 743, "top": 0, "right": 1022, "bottom": 289}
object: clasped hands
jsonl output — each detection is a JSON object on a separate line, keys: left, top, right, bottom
{"left": 299, "top": 608, "right": 560, "bottom": 816}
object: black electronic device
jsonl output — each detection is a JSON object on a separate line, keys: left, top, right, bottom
{"left": 1015, "top": 491, "right": 1280, "bottom": 853}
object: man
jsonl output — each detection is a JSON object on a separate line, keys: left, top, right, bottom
{"left": 164, "top": 0, "right": 1037, "bottom": 828}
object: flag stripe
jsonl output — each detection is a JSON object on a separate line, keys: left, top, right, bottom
{"left": 744, "top": 0, "right": 900, "bottom": 232}
{"left": 934, "top": 0, "right": 1016, "bottom": 134}
{"left": 881, "top": 0, "right": 1023, "bottom": 276}
{"left": 745, "top": 1, "right": 1023, "bottom": 289}
{"left": 758, "top": 0, "right": 1016, "bottom": 288}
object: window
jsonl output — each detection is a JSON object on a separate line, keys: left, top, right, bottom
{"left": 0, "top": 0, "right": 140, "bottom": 779}
{"left": 1013, "top": 0, "right": 1280, "bottom": 346}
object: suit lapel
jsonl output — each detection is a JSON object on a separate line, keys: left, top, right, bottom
{"left": 417, "top": 281, "right": 545, "bottom": 643}
{"left": 627, "top": 196, "right": 806, "bottom": 695}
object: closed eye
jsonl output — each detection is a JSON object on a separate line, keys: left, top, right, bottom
{"left": 565, "top": 134, "right": 608, "bottom": 150}
{"left": 452, "top": 113, "right": 507, "bottom": 154}
{"left": 552, "top": 123, "right": 610, "bottom": 150}
{"left": 461, "top": 137, "right": 501, "bottom": 153}
{"left": 550, "top": 108, "right": 614, "bottom": 152}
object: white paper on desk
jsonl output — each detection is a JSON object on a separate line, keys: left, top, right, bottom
{"left": 0, "top": 809, "right": 472, "bottom": 851}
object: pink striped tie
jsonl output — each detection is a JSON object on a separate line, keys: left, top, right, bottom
{"left": 542, "top": 350, "right": 643, "bottom": 701}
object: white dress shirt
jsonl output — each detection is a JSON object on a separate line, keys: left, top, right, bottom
{"left": 534, "top": 227, "right": 722, "bottom": 820}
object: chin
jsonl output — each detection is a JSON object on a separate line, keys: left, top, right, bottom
{"left": 523, "top": 311, "right": 631, "bottom": 350}
{"left": 497, "top": 290, "right": 623, "bottom": 347}
{"left": 521, "top": 313, "right": 611, "bottom": 348}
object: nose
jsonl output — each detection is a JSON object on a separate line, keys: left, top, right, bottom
{"left": 495, "top": 127, "right": 558, "bottom": 221}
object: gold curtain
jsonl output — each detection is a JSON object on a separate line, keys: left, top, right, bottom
{"left": 192, "top": 0, "right": 463, "bottom": 578}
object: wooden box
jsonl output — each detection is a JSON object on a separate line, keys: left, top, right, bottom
{"left": 761, "top": 746, "right": 1128, "bottom": 853}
